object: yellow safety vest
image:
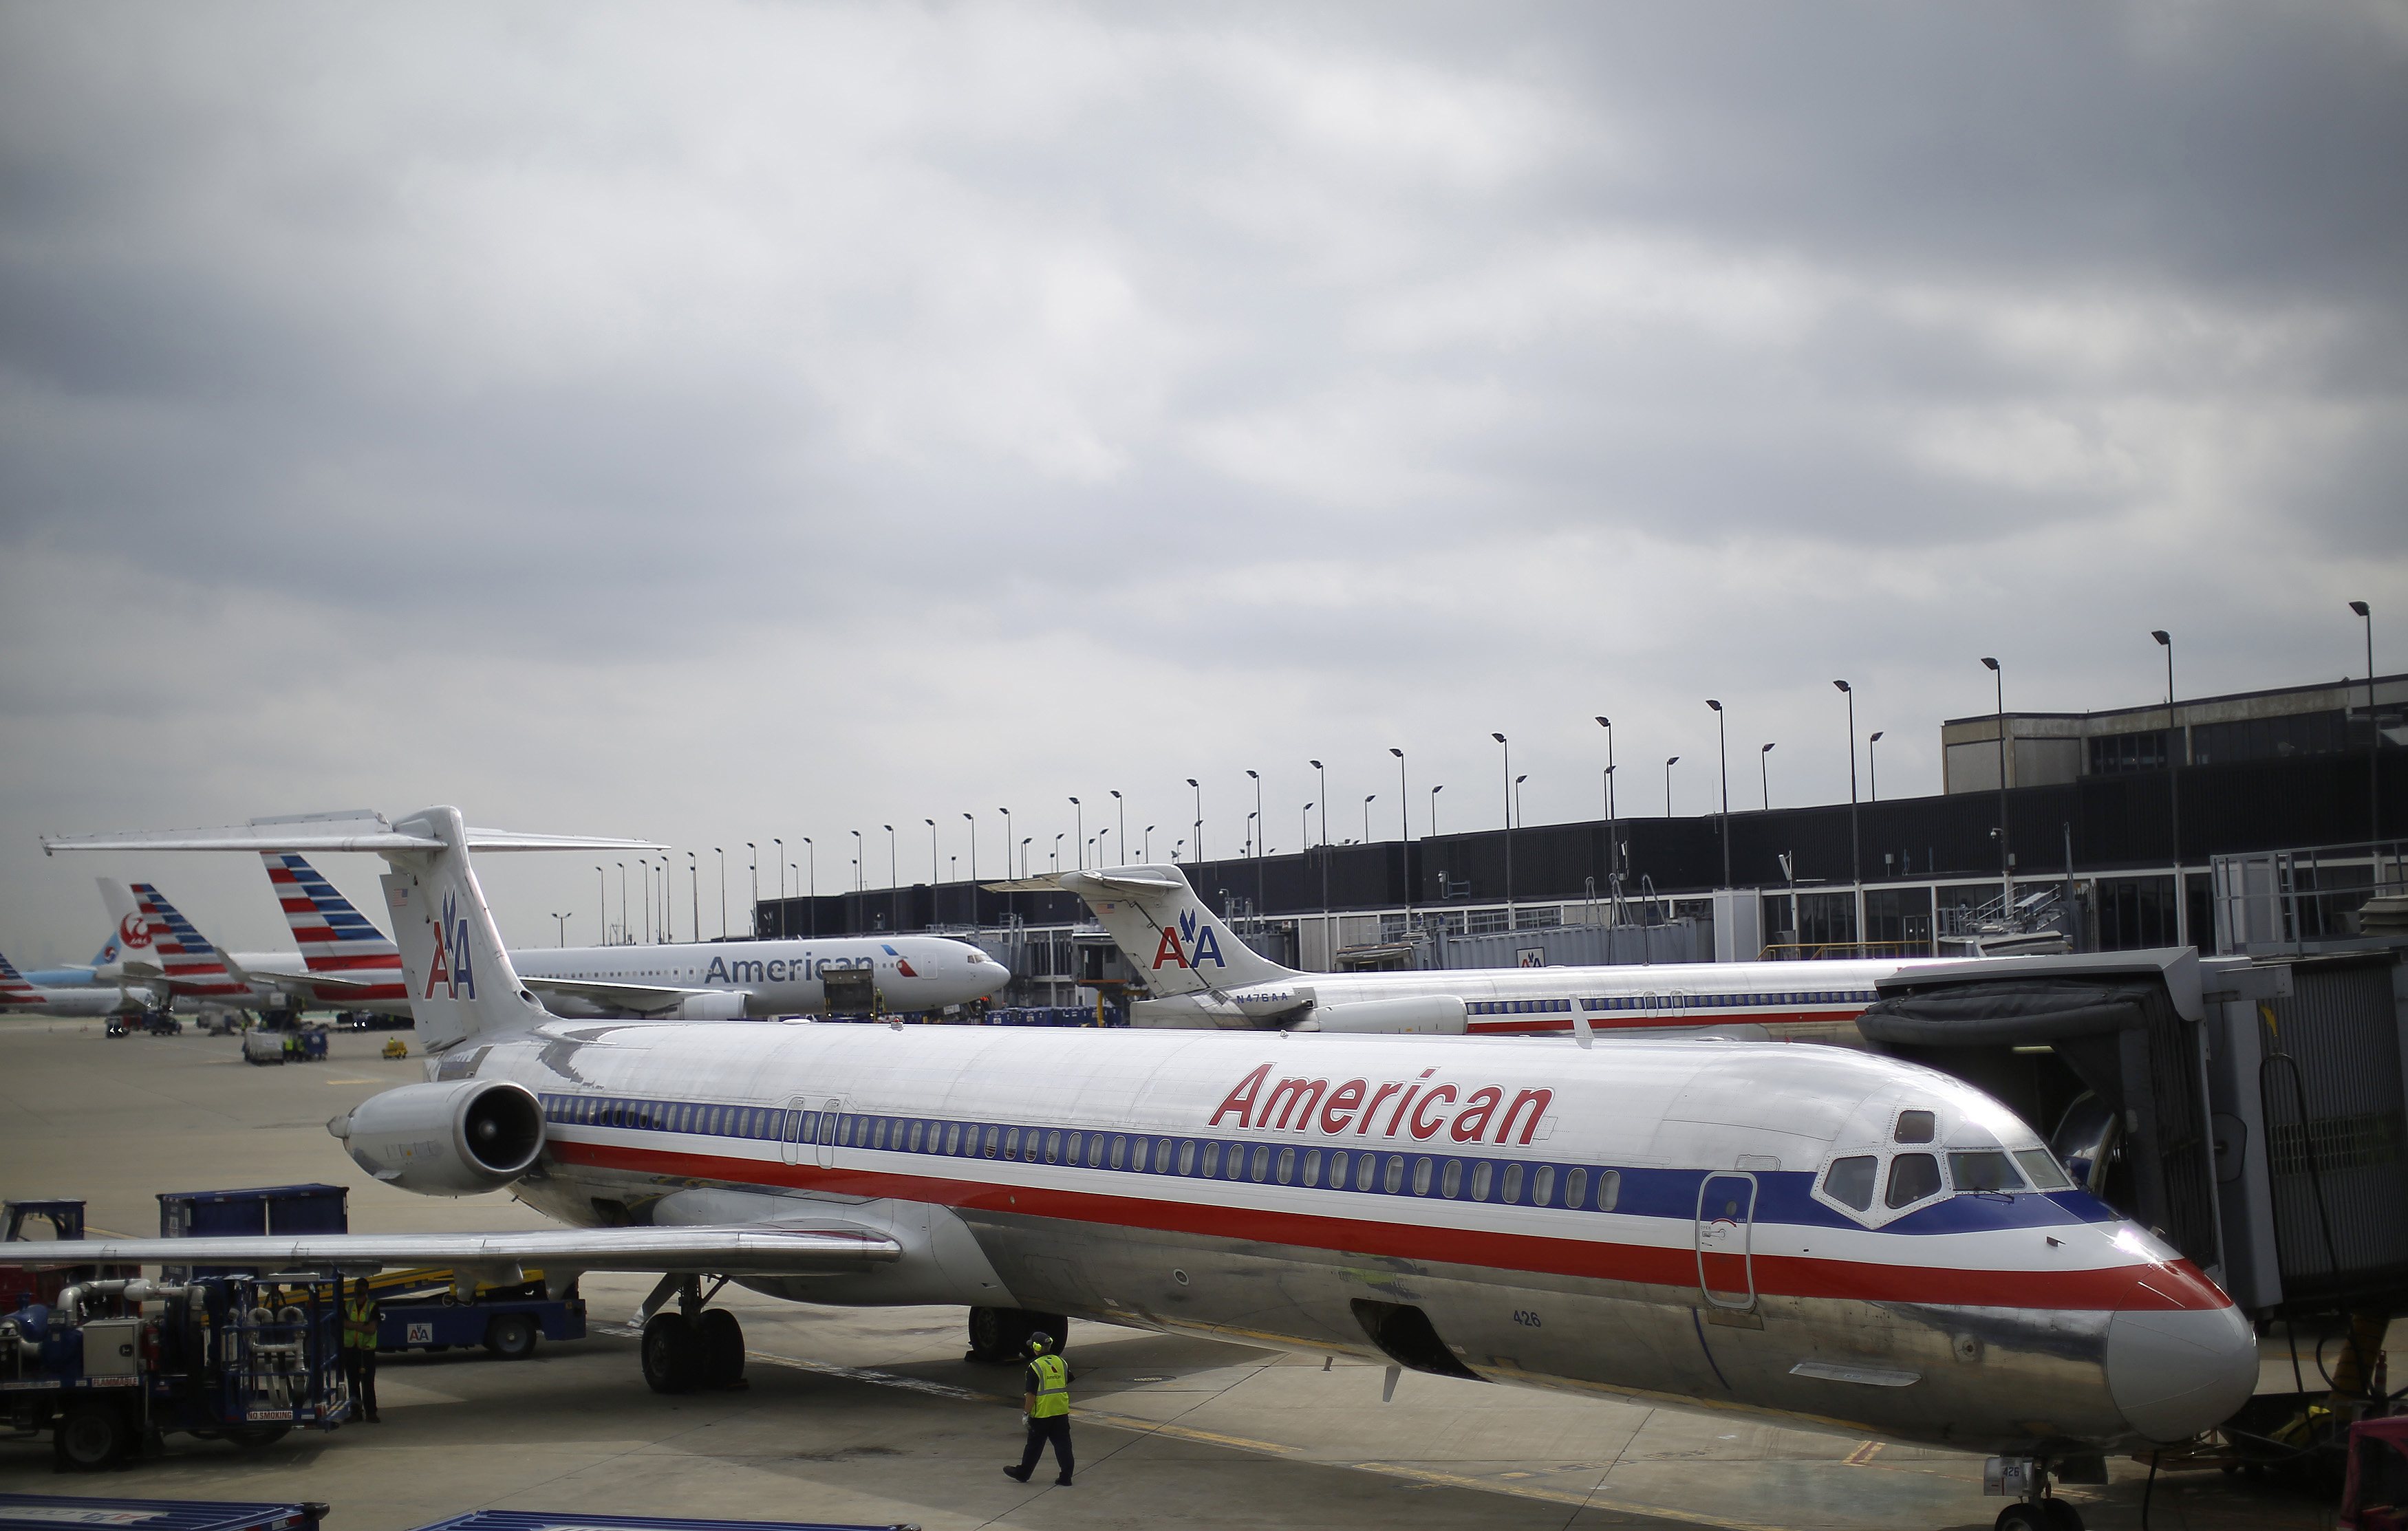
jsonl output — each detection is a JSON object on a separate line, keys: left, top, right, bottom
{"left": 344, "top": 1296, "right": 378, "bottom": 1349}
{"left": 1029, "top": 1352, "right": 1069, "bottom": 1418}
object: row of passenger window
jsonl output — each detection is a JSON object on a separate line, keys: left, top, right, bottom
{"left": 810, "top": 1109, "right": 1626, "bottom": 1210}
{"left": 541, "top": 1093, "right": 1626, "bottom": 1212}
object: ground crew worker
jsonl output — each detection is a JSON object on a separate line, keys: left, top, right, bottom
{"left": 342, "top": 1278, "right": 381, "bottom": 1423}
{"left": 1002, "top": 1330, "right": 1072, "bottom": 1486}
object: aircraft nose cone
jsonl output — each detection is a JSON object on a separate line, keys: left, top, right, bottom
{"left": 2105, "top": 1305, "right": 2258, "bottom": 1442}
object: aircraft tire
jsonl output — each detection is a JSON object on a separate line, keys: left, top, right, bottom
{"left": 641, "top": 1312, "right": 702, "bottom": 1393}
{"left": 966, "top": 1306, "right": 1029, "bottom": 1362}
{"left": 2041, "top": 1501, "right": 2084, "bottom": 1531}
{"left": 54, "top": 1400, "right": 130, "bottom": 1471}
{"left": 1993, "top": 1505, "right": 2058, "bottom": 1531}
{"left": 698, "top": 1310, "right": 746, "bottom": 1389}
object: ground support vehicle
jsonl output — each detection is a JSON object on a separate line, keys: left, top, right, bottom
{"left": 0, "top": 1495, "right": 327, "bottom": 1531}
{"left": 0, "top": 1264, "right": 350, "bottom": 1470}
{"left": 371, "top": 1272, "right": 585, "bottom": 1359}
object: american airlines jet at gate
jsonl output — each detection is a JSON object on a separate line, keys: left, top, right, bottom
{"left": 88, "top": 826, "right": 1008, "bottom": 1020}
{"left": 36, "top": 810, "right": 2255, "bottom": 1527}
{"left": 1008, "top": 864, "right": 1961, "bottom": 1038}
{"left": 244, "top": 840, "right": 1010, "bottom": 1020}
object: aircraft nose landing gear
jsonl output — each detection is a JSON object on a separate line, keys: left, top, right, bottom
{"left": 1985, "top": 1457, "right": 2085, "bottom": 1531}
{"left": 637, "top": 1275, "right": 747, "bottom": 1394}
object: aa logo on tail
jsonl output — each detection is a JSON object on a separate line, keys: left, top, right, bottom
{"left": 423, "top": 893, "right": 477, "bottom": 1001}
{"left": 1150, "top": 909, "right": 1226, "bottom": 970}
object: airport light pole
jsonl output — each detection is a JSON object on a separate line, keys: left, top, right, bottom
{"left": 714, "top": 849, "right": 725, "bottom": 940}
{"left": 687, "top": 852, "right": 698, "bottom": 944}
{"left": 961, "top": 814, "right": 976, "bottom": 928}
{"left": 1302, "top": 805, "right": 1313, "bottom": 855}
{"left": 1110, "top": 790, "right": 1125, "bottom": 862}
{"left": 1868, "top": 734, "right": 1882, "bottom": 801}
{"left": 1069, "top": 798, "right": 1082, "bottom": 870}
{"left": 1363, "top": 794, "right": 1376, "bottom": 845}
{"left": 998, "top": 810, "right": 1012, "bottom": 884}
{"left": 1664, "top": 757, "right": 1678, "bottom": 818}
{"left": 1144, "top": 825, "right": 1155, "bottom": 859}
{"left": 1492, "top": 733, "right": 1513, "bottom": 920}
{"left": 883, "top": 825, "right": 896, "bottom": 889}
{"left": 1596, "top": 716, "right": 1617, "bottom": 895}
{"left": 848, "top": 831, "right": 861, "bottom": 894}
{"left": 617, "top": 862, "right": 629, "bottom": 946}
{"left": 1430, "top": 783, "right": 1443, "bottom": 836}
{"left": 1982, "top": 657, "right": 2010, "bottom": 905}
{"left": 552, "top": 911, "right": 569, "bottom": 946}
{"left": 1309, "top": 760, "right": 1328, "bottom": 848}
{"left": 596, "top": 867, "right": 605, "bottom": 944}
{"left": 2153, "top": 631, "right": 2182, "bottom": 905}
{"left": 1706, "top": 700, "right": 1730, "bottom": 889}
{"left": 2351, "top": 600, "right": 2377, "bottom": 843}
{"left": 1187, "top": 779, "right": 1202, "bottom": 863}
{"left": 1247, "top": 770, "right": 1265, "bottom": 919}
{"left": 746, "top": 843, "right": 758, "bottom": 933}
{"left": 802, "top": 838, "right": 815, "bottom": 937}
{"left": 774, "top": 839, "right": 784, "bottom": 904}
{"left": 1053, "top": 833, "right": 1064, "bottom": 872}
{"left": 1834, "top": 680, "right": 1861, "bottom": 894}
{"left": 1760, "top": 742, "right": 1775, "bottom": 810}
{"left": 1020, "top": 836, "right": 1032, "bottom": 878}
{"left": 926, "top": 819, "right": 938, "bottom": 896}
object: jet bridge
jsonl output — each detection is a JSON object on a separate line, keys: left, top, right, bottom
{"left": 1857, "top": 942, "right": 2408, "bottom": 1320}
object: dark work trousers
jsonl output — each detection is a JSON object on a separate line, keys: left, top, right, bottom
{"left": 344, "top": 1345, "right": 378, "bottom": 1418}
{"left": 1017, "top": 1413, "right": 1073, "bottom": 1481}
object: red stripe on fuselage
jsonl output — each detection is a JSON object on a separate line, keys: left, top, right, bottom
{"left": 545, "top": 1138, "right": 2226, "bottom": 1312}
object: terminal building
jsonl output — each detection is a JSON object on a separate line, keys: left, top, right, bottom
{"left": 759, "top": 672, "right": 2406, "bottom": 1009}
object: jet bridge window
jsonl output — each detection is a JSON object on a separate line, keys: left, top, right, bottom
{"left": 1948, "top": 1151, "right": 2023, "bottom": 1193}
{"left": 1886, "top": 1153, "right": 1943, "bottom": 1208}
{"left": 1823, "top": 1155, "right": 1878, "bottom": 1212}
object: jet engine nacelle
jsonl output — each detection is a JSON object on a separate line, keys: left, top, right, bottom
{"left": 332, "top": 1078, "right": 546, "bottom": 1197}
{"left": 674, "top": 990, "right": 751, "bottom": 1022}
{"left": 1289, "top": 995, "right": 1468, "bottom": 1035}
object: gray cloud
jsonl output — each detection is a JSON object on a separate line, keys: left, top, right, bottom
{"left": 1, "top": 1, "right": 2402, "bottom": 962}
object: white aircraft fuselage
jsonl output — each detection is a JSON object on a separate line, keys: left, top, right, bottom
{"left": 492, "top": 1017, "right": 2252, "bottom": 1455}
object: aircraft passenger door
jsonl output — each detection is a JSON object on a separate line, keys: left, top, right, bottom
{"left": 1695, "top": 1172, "right": 1757, "bottom": 1310}
{"left": 814, "top": 1097, "right": 841, "bottom": 1169}
{"left": 778, "top": 1096, "right": 811, "bottom": 1168}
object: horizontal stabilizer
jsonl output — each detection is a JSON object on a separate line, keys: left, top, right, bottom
{"left": 45, "top": 810, "right": 658, "bottom": 858}
{"left": 983, "top": 869, "right": 1188, "bottom": 896}
{"left": 11, "top": 1221, "right": 903, "bottom": 1275}
{"left": 233, "top": 964, "right": 389, "bottom": 992}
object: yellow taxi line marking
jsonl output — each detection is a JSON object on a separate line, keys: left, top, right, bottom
{"left": 1845, "top": 1439, "right": 1885, "bottom": 1466}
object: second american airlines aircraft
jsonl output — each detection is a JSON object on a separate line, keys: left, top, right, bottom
{"left": 36, "top": 808, "right": 2251, "bottom": 1529}
{"left": 1010, "top": 863, "right": 1958, "bottom": 1039}
{"left": 91, "top": 813, "right": 1008, "bottom": 1019}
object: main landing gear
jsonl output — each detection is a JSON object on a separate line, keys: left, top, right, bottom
{"left": 966, "top": 1305, "right": 1068, "bottom": 1365}
{"left": 1986, "top": 1456, "right": 2089, "bottom": 1531}
{"left": 638, "top": 1276, "right": 747, "bottom": 1395}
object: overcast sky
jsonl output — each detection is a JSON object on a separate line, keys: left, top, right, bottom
{"left": 3, "top": 1, "right": 2404, "bottom": 966}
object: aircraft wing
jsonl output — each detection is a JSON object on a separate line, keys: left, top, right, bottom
{"left": 228, "top": 964, "right": 389, "bottom": 993}
{"left": 10, "top": 1222, "right": 901, "bottom": 1276}
{"left": 519, "top": 975, "right": 720, "bottom": 1015}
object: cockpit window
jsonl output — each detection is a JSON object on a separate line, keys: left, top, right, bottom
{"left": 2014, "top": 1147, "right": 2075, "bottom": 1191}
{"left": 1894, "top": 1109, "right": 1936, "bottom": 1144}
{"left": 1823, "top": 1155, "right": 1878, "bottom": 1211}
{"left": 1948, "top": 1150, "right": 2023, "bottom": 1193}
{"left": 1886, "top": 1152, "right": 1942, "bottom": 1207}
